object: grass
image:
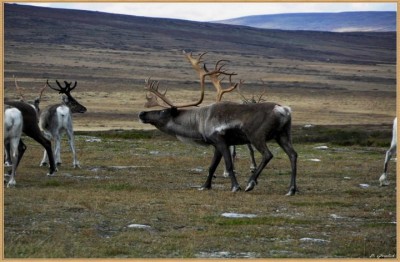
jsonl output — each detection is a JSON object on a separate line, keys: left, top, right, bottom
{"left": 3, "top": 125, "right": 396, "bottom": 258}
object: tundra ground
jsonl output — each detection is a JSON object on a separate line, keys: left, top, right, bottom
{"left": 3, "top": 126, "right": 396, "bottom": 258}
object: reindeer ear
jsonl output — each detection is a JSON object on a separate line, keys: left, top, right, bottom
{"left": 170, "top": 107, "right": 179, "bottom": 117}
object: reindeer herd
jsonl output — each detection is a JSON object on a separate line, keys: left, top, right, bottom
{"left": 3, "top": 51, "right": 397, "bottom": 193}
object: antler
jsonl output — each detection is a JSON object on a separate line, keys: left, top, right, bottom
{"left": 183, "top": 51, "right": 242, "bottom": 102}
{"left": 237, "top": 85, "right": 267, "bottom": 104}
{"left": 36, "top": 82, "right": 47, "bottom": 100}
{"left": 47, "top": 79, "right": 77, "bottom": 94}
{"left": 205, "top": 64, "right": 243, "bottom": 102}
{"left": 183, "top": 50, "right": 208, "bottom": 78}
{"left": 144, "top": 78, "right": 173, "bottom": 108}
{"left": 13, "top": 75, "right": 26, "bottom": 101}
{"left": 144, "top": 77, "right": 205, "bottom": 108}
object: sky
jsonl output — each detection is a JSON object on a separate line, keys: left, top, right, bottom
{"left": 20, "top": 2, "right": 397, "bottom": 22}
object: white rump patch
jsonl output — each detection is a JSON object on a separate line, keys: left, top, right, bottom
{"left": 273, "top": 105, "right": 291, "bottom": 116}
{"left": 57, "top": 105, "right": 70, "bottom": 116}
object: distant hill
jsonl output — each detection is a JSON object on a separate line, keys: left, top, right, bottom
{"left": 4, "top": 4, "right": 395, "bottom": 67}
{"left": 216, "top": 12, "right": 396, "bottom": 32}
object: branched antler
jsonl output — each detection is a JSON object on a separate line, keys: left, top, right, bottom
{"left": 13, "top": 75, "right": 26, "bottom": 101}
{"left": 183, "top": 51, "right": 242, "bottom": 102}
{"left": 47, "top": 79, "right": 77, "bottom": 95}
{"left": 237, "top": 85, "right": 267, "bottom": 104}
{"left": 144, "top": 78, "right": 173, "bottom": 108}
{"left": 144, "top": 77, "right": 205, "bottom": 108}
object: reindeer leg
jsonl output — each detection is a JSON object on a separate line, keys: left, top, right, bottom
{"left": 276, "top": 134, "right": 298, "bottom": 196}
{"left": 247, "top": 144, "right": 257, "bottom": 172}
{"left": 7, "top": 136, "right": 20, "bottom": 188}
{"left": 245, "top": 142, "right": 273, "bottom": 192}
{"left": 40, "top": 150, "right": 49, "bottom": 167}
{"left": 218, "top": 142, "right": 241, "bottom": 192}
{"left": 4, "top": 141, "right": 11, "bottom": 184}
{"left": 380, "top": 144, "right": 396, "bottom": 186}
{"left": 28, "top": 132, "right": 56, "bottom": 176}
{"left": 223, "top": 146, "right": 236, "bottom": 177}
{"left": 201, "top": 147, "right": 222, "bottom": 190}
{"left": 15, "top": 139, "right": 26, "bottom": 168}
{"left": 4, "top": 143, "right": 11, "bottom": 167}
{"left": 66, "top": 122, "right": 80, "bottom": 168}
{"left": 54, "top": 134, "right": 62, "bottom": 166}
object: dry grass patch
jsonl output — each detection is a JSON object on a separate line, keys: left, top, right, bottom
{"left": 4, "top": 127, "right": 396, "bottom": 258}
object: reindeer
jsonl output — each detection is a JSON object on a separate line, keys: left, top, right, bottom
{"left": 379, "top": 117, "right": 397, "bottom": 186}
{"left": 139, "top": 53, "right": 298, "bottom": 195}
{"left": 39, "top": 80, "right": 87, "bottom": 168}
{"left": 184, "top": 52, "right": 267, "bottom": 177}
{"left": 11, "top": 77, "right": 86, "bottom": 168}
{"left": 4, "top": 106, "right": 23, "bottom": 187}
{"left": 4, "top": 99, "right": 56, "bottom": 177}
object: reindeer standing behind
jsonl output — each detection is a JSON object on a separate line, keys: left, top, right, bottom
{"left": 183, "top": 51, "right": 263, "bottom": 177}
{"left": 39, "top": 80, "right": 87, "bottom": 168}
{"left": 13, "top": 77, "right": 87, "bottom": 168}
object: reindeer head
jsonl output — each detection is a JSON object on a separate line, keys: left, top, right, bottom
{"left": 47, "top": 80, "right": 87, "bottom": 113}
{"left": 139, "top": 51, "right": 241, "bottom": 127}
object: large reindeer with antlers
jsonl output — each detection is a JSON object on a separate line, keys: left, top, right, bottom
{"left": 139, "top": 52, "right": 298, "bottom": 195}
{"left": 39, "top": 80, "right": 87, "bottom": 168}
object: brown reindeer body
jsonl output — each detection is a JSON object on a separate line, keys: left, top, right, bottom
{"left": 139, "top": 101, "right": 298, "bottom": 195}
{"left": 140, "top": 51, "right": 298, "bottom": 195}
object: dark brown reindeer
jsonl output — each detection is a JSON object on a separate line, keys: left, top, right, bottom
{"left": 39, "top": 80, "right": 87, "bottom": 167}
{"left": 139, "top": 53, "right": 298, "bottom": 195}
{"left": 5, "top": 100, "right": 57, "bottom": 178}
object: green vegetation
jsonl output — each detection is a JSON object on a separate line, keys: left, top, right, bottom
{"left": 3, "top": 128, "right": 396, "bottom": 258}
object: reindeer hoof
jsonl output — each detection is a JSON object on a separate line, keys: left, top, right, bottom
{"left": 40, "top": 162, "right": 48, "bottom": 167}
{"left": 245, "top": 180, "right": 257, "bottom": 192}
{"left": 199, "top": 185, "right": 211, "bottom": 191}
{"left": 231, "top": 185, "right": 241, "bottom": 192}
{"left": 7, "top": 180, "right": 16, "bottom": 188}
{"left": 379, "top": 174, "right": 389, "bottom": 186}
{"left": 286, "top": 186, "right": 297, "bottom": 196}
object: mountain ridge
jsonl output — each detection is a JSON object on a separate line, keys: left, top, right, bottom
{"left": 216, "top": 11, "right": 396, "bottom": 32}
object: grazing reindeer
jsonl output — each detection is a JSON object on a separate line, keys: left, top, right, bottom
{"left": 39, "top": 80, "right": 87, "bottom": 167}
{"left": 139, "top": 53, "right": 298, "bottom": 195}
{"left": 379, "top": 117, "right": 397, "bottom": 186}
{"left": 4, "top": 106, "right": 23, "bottom": 187}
